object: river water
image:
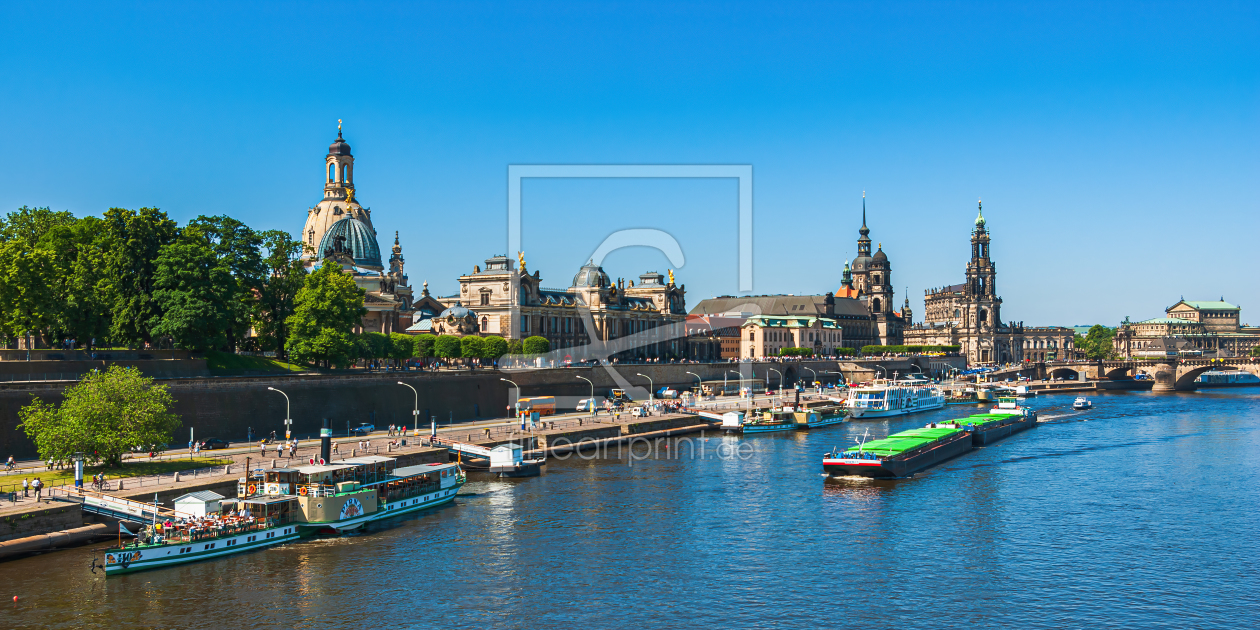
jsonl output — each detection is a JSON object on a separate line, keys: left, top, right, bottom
{"left": 2, "top": 389, "right": 1258, "bottom": 629}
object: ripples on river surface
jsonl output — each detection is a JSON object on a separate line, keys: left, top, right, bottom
{"left": 2, "top": 390, "right": 1258, "bottom": 629}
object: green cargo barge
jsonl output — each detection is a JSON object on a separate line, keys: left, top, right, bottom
{"left": 822, "top": 426, "right": 973, "bottom": 478}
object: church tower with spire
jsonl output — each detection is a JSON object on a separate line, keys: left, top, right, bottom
{"left": 851, "top": 192, "right": 874, "bottom": 293}
{"left": 965, "top": 200, "right": 1001, "bottom": 329}
{"left": 846, "top": 192, "right": 903, "bottom": 345}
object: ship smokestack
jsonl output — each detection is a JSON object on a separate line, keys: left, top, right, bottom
{"left": 320, "top": 418, "right": 332, "bottom": 463}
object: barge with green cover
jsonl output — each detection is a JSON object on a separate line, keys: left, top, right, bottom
{"left": 948, "top": 403, "right": 1037, "bottom": 446}
{"left": 822, "top": 426, "right": 973, "bottom": 478}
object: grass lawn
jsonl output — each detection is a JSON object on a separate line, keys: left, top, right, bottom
{"left": 7, "top": 456, "right": 233, "bottom": 488}
{"left": 204, "top": 350, "right": 309, "bottom": 375}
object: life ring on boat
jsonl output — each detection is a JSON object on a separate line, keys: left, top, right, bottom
{"left": 299, "top": 486, "right": 308, "bottom": 496}
{"left": 247, "top": 484, "right": 257, "bottom": 494}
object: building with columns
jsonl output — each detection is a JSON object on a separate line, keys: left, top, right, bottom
{"left": 409, "top": 254, "right": 689, "bottom": 360}
{"left": 1114, "top": 299, "right": 1260, "bottom": 358}
{"left": 904, "top": 202, "right": 1073, "bottom": 364}
{"left": 300, "top": 125, "right": 414, "bottom": 334}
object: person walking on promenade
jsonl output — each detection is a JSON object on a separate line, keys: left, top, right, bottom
{"left": 33, "top": 478, "right": 42, "bottom": 501}
{"left": 22, "top": 477, "right": 29, "bottom": 497}
{"left": 260, "top": 441, "right": 266, "bottom": 456}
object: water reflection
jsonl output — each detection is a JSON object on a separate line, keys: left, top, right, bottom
{"left": 2, "top": 390, "right": 1258, "bottom": 630}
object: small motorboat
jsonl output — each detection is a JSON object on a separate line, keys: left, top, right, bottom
{"left": 1072, "top": 397, "right": 1092, "bottom": 411}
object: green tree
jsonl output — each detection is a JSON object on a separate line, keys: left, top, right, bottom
{"left": 362, "top": 331, "right": 391, "bottom": 360}
{"left": 389, "top": 333, "right": 414, "bottom": 366}
{"left": 522, "top": 335, "right": 550, "bottom": 355}
{"left": 18, "top": 365, "right": 181, "bottom": 467}
{"left": 460, "top": 335, "right": 485, "bottom": 360}
{"left": 0, "top": 207, "right": 78, "bottom": 347}
{"left": 185, "top": 215, "right": 265, "bottom": 351}
{"left": 103, "top": 207, "right": 178, "bottom": 346}
{"left": 285, "top": 261, "right": 365, "bottom": 368}
{"left": 40, "top": 217, "right": 113, "bottom": 347}
{"left": 413, "top": 334, "right": 437, "bottom": 360}
{"left": 151, "top": 228, "right": 236, "bottom": 351}
{"left": 507, "top": 339, "right": 524, "bottom": 355}
{"left": 254, "top": 230, "right": 308, "bottom": 358}
{"left": 482, "top": 335, "right": 508, "bottom": 360}
{"left": 1251, "top": 346, "right": 1260, "bottom": 357}
{"left": 1082, "top": 325, "right": 1116, "bottom": 360}
{"left": 434, "top": 335, "right": 462, "bottom": 359}
{"left": 0, "top": 244, "right": 59, "bottom": 347}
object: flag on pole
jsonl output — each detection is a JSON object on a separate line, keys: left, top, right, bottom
{"left": 119, "top": 522, "right": 134, "bottom": 536}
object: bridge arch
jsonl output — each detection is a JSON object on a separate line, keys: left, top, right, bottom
{"left": 1173, "top": 364, "right": 1241, "bottom": 391}
{"left": 1104, "top": 365, "right": 1134, "bottom": 379}
{"left": 1049, "top": 367, "right": 1080, "bottom": 380}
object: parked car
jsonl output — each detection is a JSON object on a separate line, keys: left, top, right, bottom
{"left": 349, "top": 423, "right": 375, "bottom": 436}
{"left": 200, "top": 438, "right": 230, "bottom": 450}
{"left": 576, "top": 399, "right": 596, "bottom": 412}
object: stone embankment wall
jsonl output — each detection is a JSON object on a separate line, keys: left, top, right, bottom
{"left": 0, "top": 358, "right": 958, "bottom": 458}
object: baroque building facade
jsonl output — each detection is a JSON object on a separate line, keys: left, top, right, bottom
{"left": 299, "top": 126, "right": 414, "bottom": 334}
{"left": 904, "top": 202, "right": 1073, "bottom": 364}
{"left": 1114, "top": 299, "right": 1260, "bottom": 358}
{"left": 408, "top": 254, "right": 689, "bottom": 360}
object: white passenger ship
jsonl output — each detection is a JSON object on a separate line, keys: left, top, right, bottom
{"left": 845, "top": 379, "right": 946, "bottom": 419}
{"left": 98, "top": 446, "right": 464, "bottom": 575}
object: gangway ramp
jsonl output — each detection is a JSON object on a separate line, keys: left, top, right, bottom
{"left": 62, "top": 489, "right": 190, "bottom": 525}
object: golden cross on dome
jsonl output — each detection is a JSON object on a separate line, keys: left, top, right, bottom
{"left": 338, "top": 119, "right": 342, "bottom": 131}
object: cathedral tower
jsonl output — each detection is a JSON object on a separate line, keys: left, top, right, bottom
{"left": 965, "top": 200, "right": 1001, "bottom": 329}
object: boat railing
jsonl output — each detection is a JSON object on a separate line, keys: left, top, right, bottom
{"left": 122, "top": 513, "right": 295, "bottom": 549}
{"left": 297, "top": 484, "right": 338, "bottom": 498}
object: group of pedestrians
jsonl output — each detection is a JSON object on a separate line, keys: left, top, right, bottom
{"left": 20, "top": 477, "right": 44, "bottom": 500}
{"left": 259, "top": 439, "right": 301, "bottom": 458}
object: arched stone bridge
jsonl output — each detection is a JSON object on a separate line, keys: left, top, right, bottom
{"left": 984, "top": 358, "right": 1260, "bottom": 391}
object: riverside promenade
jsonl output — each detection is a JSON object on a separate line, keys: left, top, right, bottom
{"left": 0, "top": 404, "right": 728, "bottom": 552}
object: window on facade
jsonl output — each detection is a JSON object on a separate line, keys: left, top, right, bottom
{"left": 328, "top": 163, "right": 334, "bottom": 181}
{"left": 480, "top": 293, "right": 489, "bottom": 306}
{"left": 750, "top": 332, "right": 756, "bottom": 341}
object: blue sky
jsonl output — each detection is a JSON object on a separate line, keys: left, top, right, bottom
{"left": 4, "top": 1, "right": 1257, "bottom": 325}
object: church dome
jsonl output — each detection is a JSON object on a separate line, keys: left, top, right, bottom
{"left": 318, "top": 217, "right": 382, "bottom": 269}
{"left": 872, "top": 246, "right": 888, "bottom": 263}
{"left": 329, "top": 130, "right": 352, "bottom": 156}
{"left": 572, "top": 262, "right": 611, "bottom": 288}
{"left": 439, "top": 301, "right": 474, "bottom": 319}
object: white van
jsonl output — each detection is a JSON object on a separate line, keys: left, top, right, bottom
{"left": 576, "top": 399, "right": 595, "bottom": 412}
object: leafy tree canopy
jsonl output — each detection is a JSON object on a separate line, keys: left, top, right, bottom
{"left": 482, "top": 335, "right": 508, "bottom": 359}
{"left": 434, "top": 335, "right": 462, "bottom": 358}
{"left": 389, "top": 333, "right": 414, "bottom": 361}
{"left": 460, "top": 335, "right": 485, "bottom": 358}
{"left": 522, "top": 336, "right": 550, "bottom": 355}
{"left": 285, "top": 261, "right": 365, "bottom": 367}
{"left": 18, "top": 366, "right": 181, "bottom": 467}
{"left": 413, "top": 334, "right": 437, "bottom": 359}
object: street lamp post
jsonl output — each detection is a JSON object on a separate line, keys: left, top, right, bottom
{"left": 769, "top": 368, "right": 783, "bottom": 404}
{"left": 500, "top": 377, "right": 521, "bottom": 419}
{"left": 266, "top": 387, "right": 292, "bottom": 440}
{"left": 397, "top": 381, "right": 419, "bottom": 435}
{"left": 802, "top": 366, "right": 818, "bottom": 393}
{"left": 576, "top": 375, "right": 594, "bottom": 415}
{"left": 727, "top": 370, "right": 744, "bottom": 406}
{"left": 636, "top": 373, "right": 655, "bottom": 410}
{"left": 685, "top": 370, "right": 702, "bottom": 401}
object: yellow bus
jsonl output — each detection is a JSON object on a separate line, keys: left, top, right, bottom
{"left": 517, "top": 396, "right": 556, "bottom": 416}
